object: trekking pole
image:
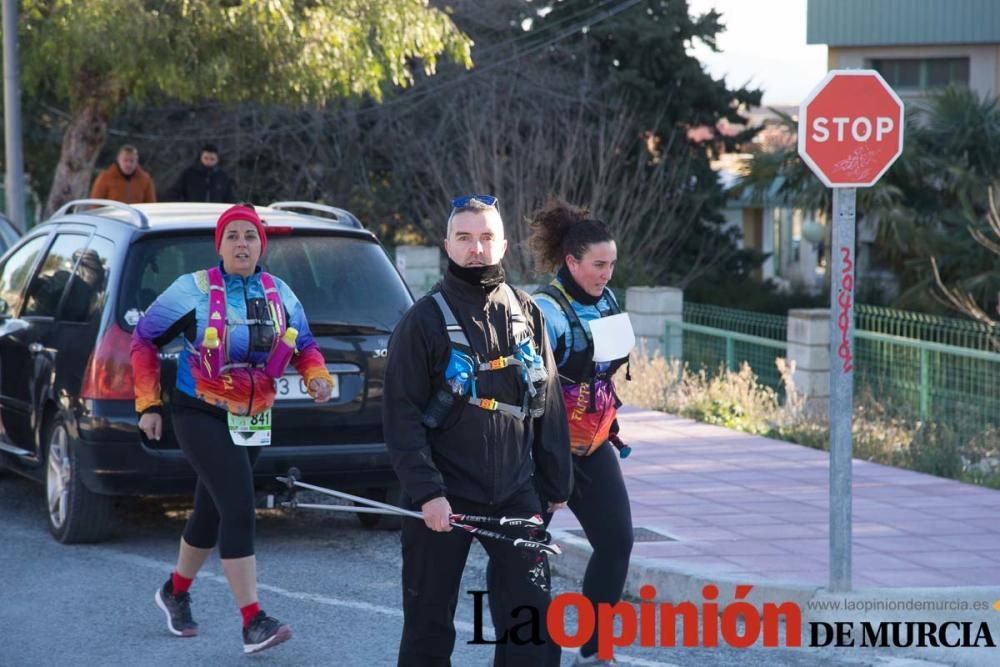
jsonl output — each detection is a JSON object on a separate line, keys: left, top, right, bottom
{"left": 284, "top": 498, "right": 561, "bottom": 555}
{"left": 450, "top": 513, "right": 544, "bottom": 528}
{"left": 281, "top": 502, "right": 407, "bottom": 516}
{"left": 451, "top": 522, "right": 561, "bottom": 555}
{"left": 277, "top": 469, "right": 420, "bottom": 515}
{"left": 276, "top": 470, "right": 562, "bottom": 555}
{"left": 278, "top": 468, "right": 543, "bottom": 529}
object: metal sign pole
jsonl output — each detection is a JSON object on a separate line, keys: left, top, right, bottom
{"left": 2, "top": 0, "right": 27, "bottom": 232}
{"left": 829, "top": 186, "right": 856, "bottom": 592}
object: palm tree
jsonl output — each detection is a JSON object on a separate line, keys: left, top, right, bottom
{"left": 895, "top": 88, "right": 1000, "bottom": 311}
{"left": 733, "top": 88, "right": 1000, "bottom": 314}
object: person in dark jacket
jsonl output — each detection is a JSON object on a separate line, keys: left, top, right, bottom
{"left": 168, "top": 143, "right": 236, "bottom": 202}
{"left": 383, "top": 195, "right": 572, "bottom": 667}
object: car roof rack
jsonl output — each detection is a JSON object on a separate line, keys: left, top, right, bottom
{"left": 52, "top": 199, "right": 149, "bottom": 229}
{"left": 267, "top": 201, "right": 363, "bottom": 230}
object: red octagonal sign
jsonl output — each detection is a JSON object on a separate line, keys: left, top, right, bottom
{"left": 798, "top": 69, "right": 904, "bottom": 188}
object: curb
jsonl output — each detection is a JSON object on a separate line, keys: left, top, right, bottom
{"left": 550, "top": 528, "right": 818, "bottom": 609}
{"left": 549, "top": 528, "right": 1000, "bottom": 667}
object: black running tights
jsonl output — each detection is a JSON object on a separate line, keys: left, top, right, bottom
{"left": 171, "top": 403, "right": 261, "bottom": 559}
{"left": 545, "top": 441, "right": 634, "bottom": 658}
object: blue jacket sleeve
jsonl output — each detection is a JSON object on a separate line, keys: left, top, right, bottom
{"left": 532, "top": 293, "right": 570, "bottom": 365}
{"left": 131, "top": 274, "right": 198, "bottom": 413}
{"left": 134, "top": 274, "right": 198, "bottom": 344}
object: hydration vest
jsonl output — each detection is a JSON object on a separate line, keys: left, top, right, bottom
{"left": 430, "top": 284, "right": 545, "bottom": 420}
{"left": 535, "top": 280, "right": 628, "bottom": 384}
{"left": 535, "top": 279, "right": 629, "bottom": 456}
{"left": 202, "top": 266, "right": 287, "bottom": 374}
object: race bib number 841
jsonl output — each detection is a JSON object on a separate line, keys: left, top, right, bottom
{"left": 227, "top": 409, "right": 272, "bottom": 447}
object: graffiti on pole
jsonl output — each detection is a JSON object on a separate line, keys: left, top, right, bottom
{"left": 836, "top": 245, "right": 854, "bottom": 373}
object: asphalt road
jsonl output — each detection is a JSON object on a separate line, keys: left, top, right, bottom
{"left": 0, "top": 471, "right": 938, "bottom": 667}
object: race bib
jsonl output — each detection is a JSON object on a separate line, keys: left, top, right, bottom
{"left": 589, "top": 312, "right": 635, "bottom": 362}
{"left": 227, "top": 409, "right": 272, "bottom": 447}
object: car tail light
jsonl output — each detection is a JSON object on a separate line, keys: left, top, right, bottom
{"left": 263, "top": 225, "right": 293, "bottom": 235}
{"left": 81, "top": 323, "right": 135, "bottom": 400}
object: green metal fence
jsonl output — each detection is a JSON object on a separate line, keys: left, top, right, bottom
{"left": 675, "top": 303, "right": 788, "bottom": 391}
{"left": 855, "top": 330, "right": 1000, "bottom": 437}
{"left": 673, "top": 302, "right": 1000, "bottom": 442}
{"left": 856, "top": 304, "right": 999, "bottom": 350}
{"left": 851, "top": 306, "right": 1000, "bottom": 438}
{"left": 683, "top": 302, "right": 786, "bottom": 340}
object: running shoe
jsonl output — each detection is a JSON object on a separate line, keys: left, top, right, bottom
{"left": 242, "top": 610, "right": 292, "bottom": 654}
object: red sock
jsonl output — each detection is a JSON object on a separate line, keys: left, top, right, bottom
{"left": 171, "top": 572, "right": 193, "bottom": 595}
{"left": 241, "top": 602, "right": 261, "bottom": 628}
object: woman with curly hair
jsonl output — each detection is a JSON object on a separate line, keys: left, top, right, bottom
{"left": 528, "top": 198, "right": 633, "bottom": 666}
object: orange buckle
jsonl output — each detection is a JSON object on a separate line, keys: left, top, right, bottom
{"left": 477, "top": 398, "right": 498, "bottom": 410}
{"left": 487, "top": 357, "right": 508, "bottom": 370}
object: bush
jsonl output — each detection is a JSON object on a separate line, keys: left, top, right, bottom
{"left": 616, "top": 350, "right": 786, "bottom": 435}
{"left": 616, "top": 349, "right": 989, "bottom": 487}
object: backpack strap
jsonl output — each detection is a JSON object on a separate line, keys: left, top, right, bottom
{"left": 479, "top": 285, "right": 534, "bottom": 376}
{"left": 537, "top": 279, "right": 628, "bottom": 394}
{"left": 205, "top": 267, "right": 228, "bottom": 362}
{"left": 428, "top": 288, "right": 529, "bottom": 420}
{"left": 205, "top": 268, "right": 288, "bottom": 369}
{"left": 537, "top": 281, "right": 589, "bottom": 351}
{"left": 538, "top": 281, "right": 620, "bottom": 345}
{"left": 603, "top": 287, "right": 622, "bottom": 315}
{"left": 432, "top": 287, "right": 530, "bottom": 373}
{"left": 259, "top": 272, "right": 287, "bottom": 341}
{"left": 431, "top": 291, "right": 473, "bottom": 351}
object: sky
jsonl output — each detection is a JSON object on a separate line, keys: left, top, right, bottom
{"left": 686, "top": 0, "right": 829, "bottom": 105}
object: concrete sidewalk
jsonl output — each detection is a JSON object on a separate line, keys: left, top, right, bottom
{"left": 547, "top": 406, "right": 1000, "bottom": 664}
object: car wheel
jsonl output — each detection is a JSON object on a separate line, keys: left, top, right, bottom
{"left": 46, "top": 415, "right": 114, "bottom": 544}
{"left": 354, "top": 485, "right": 403, "bottom": 531}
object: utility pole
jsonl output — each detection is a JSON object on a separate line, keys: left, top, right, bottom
{"left": 3, "top": 0, "right": 26, "bottom": 231}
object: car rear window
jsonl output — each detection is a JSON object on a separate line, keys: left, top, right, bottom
{"left": 119, "top": 232, "right": 413, "bottom": 332}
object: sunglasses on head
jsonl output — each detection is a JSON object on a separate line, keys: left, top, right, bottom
{"left": 450, "top": 194, "right": 499, "bottom": 209}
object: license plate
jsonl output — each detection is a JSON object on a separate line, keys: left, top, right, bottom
{"left": 275, "top": 373, "right": 340, "bottom": 401}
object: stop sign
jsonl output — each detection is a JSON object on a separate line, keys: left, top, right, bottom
{"left": 798, "top": 69, "right": 904, "bottom": 187}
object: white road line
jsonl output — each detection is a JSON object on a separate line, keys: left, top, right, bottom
{"left": 10, "top": 525, "right": 680, "bottom": 666}
{"left": 98, "top": 548, "right": 680, "bottom": 666}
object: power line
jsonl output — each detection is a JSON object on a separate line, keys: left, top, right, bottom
{"left": 203, "top": 0, "right": 639, "bottom": 140}
{"left": 464, "top": 0, "right": 621, "bottom": 62}
{"left": 219, "top": 0, "right": 642, "bottom": 137}
{"left": 56, "top": 0, "right": 644, "bottom": 144}
{"left": 335, "top": 0, "right": 643, "bottom": 123}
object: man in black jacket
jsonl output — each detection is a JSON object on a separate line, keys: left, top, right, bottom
{"left": 383, "top": 195, "right": 571, "bottom": 667}
{"left": 168, "top": 143, "right": 235, "bottom": 202}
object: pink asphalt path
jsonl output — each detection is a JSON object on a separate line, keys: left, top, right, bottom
{"left": 548, "top": 406, "right": 1000, "bottom": 589}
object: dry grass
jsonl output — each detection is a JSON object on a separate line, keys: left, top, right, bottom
{"left": 616, "top": 348, "right": 789, "bottom": 436}
{"left": 616, "top": 347, "right": 994, "bottom": 486}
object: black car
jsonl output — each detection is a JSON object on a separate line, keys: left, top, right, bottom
{"left": 0, "top": 200, "right": 413, "bottom": 542}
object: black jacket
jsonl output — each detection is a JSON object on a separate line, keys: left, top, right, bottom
{"left": 383, "top": 269, "right": 572, "bottom": 508}
{"left": 168, "top": 162, "right": 235, "bottom": 202}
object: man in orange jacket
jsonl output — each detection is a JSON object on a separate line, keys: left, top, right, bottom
{"left": 91, "top": 144, "right": 157, "bottom": 204}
